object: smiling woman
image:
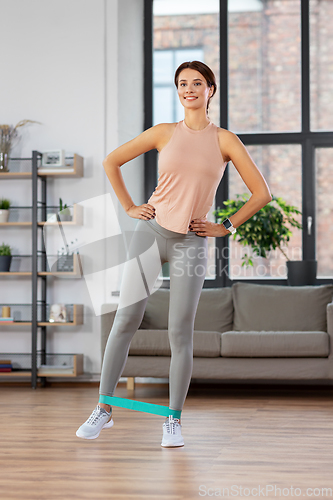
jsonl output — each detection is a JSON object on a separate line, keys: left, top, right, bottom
{"left": 76, "top": 59, "right": 271, "bottom": 449}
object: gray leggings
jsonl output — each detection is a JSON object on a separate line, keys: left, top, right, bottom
{"left": 99, "top": 217, "right": 208, "bottom": 412}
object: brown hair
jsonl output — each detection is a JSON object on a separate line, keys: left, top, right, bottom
{"left": 174, "top": 61, "right": 217, "bottom": 113}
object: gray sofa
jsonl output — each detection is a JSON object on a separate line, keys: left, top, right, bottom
{"left": 101, "top": 282, "right": 333, "bottom": 387}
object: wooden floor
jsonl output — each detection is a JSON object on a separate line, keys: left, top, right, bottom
{"left": 1, "top": 381, "right": 333, "bottom": 500}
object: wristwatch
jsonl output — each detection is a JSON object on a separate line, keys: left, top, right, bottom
{"left": 222, "top": 218, "right": 237, "bottom": 235}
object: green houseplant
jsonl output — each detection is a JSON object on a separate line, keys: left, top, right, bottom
{"left": 59, "top": 198, "right": 72, "bottom": 221}
{"left": 0, "top": 243, "right": 12, "bottom": 272}
{"left": 0, "top": 198, "right": 11, "bottom": 223}
{"left": 213, "top": 194, "right": 315, "bottom": 285}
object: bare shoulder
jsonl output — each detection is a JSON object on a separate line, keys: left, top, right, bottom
{"left": 153, "top": 122, "right": 178, "bottom": 152}
{"left": 217, "top": 127, "right": 242, "bottom": 163}
{"left": 103, "top": 122, "right": 179, "bottom": 167}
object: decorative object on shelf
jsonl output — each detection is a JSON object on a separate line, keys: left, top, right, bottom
{"left": 41, "top": 150, "right": 65, "bottom": 168}
{"left": 56, "top": 248, "right": 74, "bottom": 272}
{"left": 213, "top": 194, "right": 312, "bottom": 284}
{"left": 0, "top": 198, "right": 11, "bottom": 223}
{"left": 59, "top": 198, "right": 72, "bottom": 221}
{"left": 0, "top": 243, "right": 12, "bottom": 272}
{"left": 49, "top": 304, "right": 67, "bottom": 323}
{"left": 0, "top": 120, "right": 40, "bottom": 172}
{"left": 1, "top": 306, "right": 11, "bottom": 318}
{"left": 55, "top": 239, "right": 79, "bottom": 272}
{"left": 37, "top": 153, "right": 83, "bottom": 176}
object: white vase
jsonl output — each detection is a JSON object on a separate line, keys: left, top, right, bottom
{"left": 0, "top": 209, "right": 9, "bottom": 223}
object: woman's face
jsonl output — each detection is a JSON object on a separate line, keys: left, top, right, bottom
{"left": 177, "top": 68, "right": 213, "bottom": 111}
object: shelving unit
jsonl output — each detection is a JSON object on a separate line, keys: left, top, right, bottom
{"left": 0, "top": 151, "right": 84, "bottom": 387}
{"left": 0, "top": 353, "right": 83, "bottom": 378}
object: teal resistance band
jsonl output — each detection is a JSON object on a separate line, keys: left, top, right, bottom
{"left": 99, "top": 395, "right": 182, "bottom": 419}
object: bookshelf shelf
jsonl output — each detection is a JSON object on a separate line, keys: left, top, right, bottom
{"left": 37, "top": 154, "right": 83, "bottom": 177}
{"left": 0, "top": 272, "right": 32, "bottom": 276}
{"left": 0, "top": 371, "right": 32, "bottom": 378}
{"left": 0, "top": 172, "right": 32, "bottom": 179}
{"left": 0, "top": 354, "right": 83, "bottom": 378}
{"left": 0, "top": 222, "right": 32, "bottom": 226}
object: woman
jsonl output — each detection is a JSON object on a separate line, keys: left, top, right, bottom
{"left": 76, "top": 61, "right": 272, "bottom": 447}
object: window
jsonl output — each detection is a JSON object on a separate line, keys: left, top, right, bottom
{"left": 153, "top": 49, "right": 204, "bottom": 125}
{"left": 145, "top": 0, "right": 333, "bottom": 286}
{"left": 152, "top": 0, "right": 220, "bottom": 280}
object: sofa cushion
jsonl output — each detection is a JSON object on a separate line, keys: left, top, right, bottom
{"left": 140, "top": 287, "right": 233, "bottom": 332}
{"left": 232, "top": 282, "right": 333, "bottom": 332}
{"left": 221, "top": 331, "right": 329, "bottom": 357}
{"left": 194, "top": 288, "right": 233, "bottom": 332}
{"left": 129, "top": 329, "right": 221, "bottom": 357}
{"left": 140, "top": 290, "right": 170, "bottom": 330}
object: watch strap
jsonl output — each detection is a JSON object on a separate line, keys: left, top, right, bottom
{"left": 222, "top": 218, "right": 236, "bottom": 234}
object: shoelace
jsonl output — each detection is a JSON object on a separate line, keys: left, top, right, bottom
{"left": 164, "top": 415, "right": 180, "bottom": 435}
{"left": 87, "top": 407, "right": 107, "bottom": 426}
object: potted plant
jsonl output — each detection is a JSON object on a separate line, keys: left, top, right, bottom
{"left": 0, "top": 243, "right": 12, "bottom": 272}
{"left": 214, "top": 194, "right": 316, "bottom": 285}
{"left": 0, "top": 198, "right": 11, "bottom": 223}
{"left": 59, "top": 198, "right": 72, "bottom": 221}
{"left": 0, "top": 119, "right": 40, "bottom": 172}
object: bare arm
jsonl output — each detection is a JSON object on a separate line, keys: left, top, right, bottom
{"left": 102, "top": 124, "right": 166, "bottom": 220}
{"left": 190, "top": 130, "right": 272, "bottom": 237}
{"left": 222, "top": 131, "right": 272, "bottom": 230}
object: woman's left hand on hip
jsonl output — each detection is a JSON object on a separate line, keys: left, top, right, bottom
{"left": 188, "top": 219, "right": 228, "bottom": 237}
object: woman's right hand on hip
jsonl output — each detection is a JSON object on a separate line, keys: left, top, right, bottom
{"left": 126, "top": 203, "right": 156, "bottom": 220}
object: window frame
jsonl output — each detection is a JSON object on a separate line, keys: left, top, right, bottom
{"left": 144, "top": 0, "right": 333, "bottom": 287}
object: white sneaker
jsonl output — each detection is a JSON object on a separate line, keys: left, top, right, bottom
{"left": 76, "top": 405, "right": 114, "bottom": 440}
{"left": 161, "top": 415, "right": 184, "bottom": 448}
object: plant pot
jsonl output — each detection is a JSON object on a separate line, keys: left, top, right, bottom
{"left": 286, "top": 260, "right": 317, "bottom": 286}
{"left": 0, "top": 255, "right": 12, "bottom": 272}
{"left": 0, "top": 209, "right": 9, "bottom": 223}
{"left": 60, "top": 214, "right": 72, "bottom": 222}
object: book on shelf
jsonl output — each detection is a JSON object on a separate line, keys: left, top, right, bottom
{"left": 0, "top": 359, "right": 12, "bottom": 372}
{"left": 0, "top": 361, "right": 13, "bottom": 372}
{"left": 0, "top": 317, "right": 14, "bottom": 322}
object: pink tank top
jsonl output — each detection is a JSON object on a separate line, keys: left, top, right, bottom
{"left": 148, "top": 119, "right": 227, "bottom": 234}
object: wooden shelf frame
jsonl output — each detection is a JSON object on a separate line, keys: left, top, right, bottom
{"left": 37, "top": 154, "right": 83, "bottom": 177}
{"left": 0, "top": 172, "right": 32, "bottom": 179}
{"left": 0, "top": 304, "right": 83, "bottom": 326}
{"left": 0, "top": 371, "right": 32, "bottom": 378}
{"left": 0, "top": 253, "right": 81, "bottom": 277}
{"left": 0, "top": 354, "right": 83, "bottom": 378}
{"left": 38, "top": 203, "right": 83, "bottom": 226}
{"left": 0, "top": 272, "right": 32, "bottom": 276}
{"left": 0, "top": 222, "right": 32, "bottom": 226}
{"left": 0, "top": 203, "right": 83, "bottom": 227}
{"left": 38, "top": 253, "right": 82, "bottom": 277}
{"left": 37, "top": 354, "right": 83, "bottom": 377}
{"left": 0, "top": 154, "right": 83, "bottom": 179}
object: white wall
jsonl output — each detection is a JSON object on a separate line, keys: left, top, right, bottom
{"left": 0, "top": 0, "right": 145, "bottom": 376}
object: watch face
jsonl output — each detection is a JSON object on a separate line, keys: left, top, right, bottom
{"left": 223, "top": 218, "right": 232, "bottom": 229}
